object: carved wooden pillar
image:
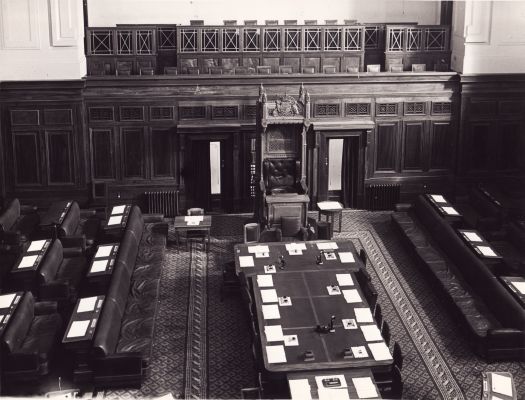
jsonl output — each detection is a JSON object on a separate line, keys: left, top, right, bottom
{"left": 232, "top": 131, "right": 241, "bottom": 212}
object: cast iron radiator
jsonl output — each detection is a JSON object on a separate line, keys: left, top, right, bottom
{"left": 145, "top": 190, "right": 179, "bottom": 217}
{"left": 365, "top": 184, "right": 401, "bottom": 210}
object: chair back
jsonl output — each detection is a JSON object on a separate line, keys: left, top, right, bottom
{"left": 359, "top": 248, "right": 368, "bottom": 266}
{"left": 58, "top": 202, "right": 80, "bottom": 237}
{"left": 259, "top": 228, "right": 281, "bottom": 243}
{"left": 263, "top": 159, "right": 300, "bottom": 195}
{"left": 391, "top": 365, "right": 404, "bottom": 399}
{"left": 2, "top": 292, "right": 34, "bottom": 354}
{"left": 374, "top": 303, "right": 383, "bottom": 329}
{"left": 244, "top": 223, "right": 260, "bottom": 244}
{"left": 38, "top": 239, "right": 64, "bottom": 285}
{"left": 187, "top": 208, "right": 204, "bottom": 216}
{"left": 280, "top": 216, "right": 302, "bottom": 237}
{"left": 0, "top": 198, "right": 20, "bottom": 231}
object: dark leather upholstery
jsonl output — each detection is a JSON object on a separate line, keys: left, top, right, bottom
{"left": 259, "top": 228, "right": 282, "bottom": 243}
{"left": 0, "top": 198, "right": 39, "bottom": 247}
{"left": 263, "top": 159, "right": 306, "bottom": 195}
{"left": 57, "top": 202, "right": 100, "bottom": 250}
{"left": 1, "top": 292, "right": 61, "bottom": 383}
{"left": 278, "top": 216, "right": 308, "bottom": 242}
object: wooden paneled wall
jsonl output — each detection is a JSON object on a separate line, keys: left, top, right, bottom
{"left": 0, "top": 73, "right": 523, "bottom": 211}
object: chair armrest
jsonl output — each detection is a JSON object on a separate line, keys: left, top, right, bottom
{"left": 7, "top": 351, "right": 40, "bottom": 372}
{"left": 20, "top": 205, "right": 38, "bottom": 215}
{"left": 299, "top": 179, "right": 308, "bottom": 194}
{"left": 60, "top": 235, "right": 86, "bottom": 252}
{"left": 299, "top": 227, "right": 308, "bottom": 241}
{"left": 80, "top": 209, "right": 97, "bottom": 218}
{"left": 34, "top": 300, "right": 59, "bottom": 315}
{"left": 39, "top": 281, "right": 70, "bottom": 301}
{"left": 486, "top": 328, "right": 525, "bottom": 348}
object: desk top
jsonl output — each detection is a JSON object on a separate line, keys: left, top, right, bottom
{"left": 500, "top": 276, "right": 525, "bottom": 308}
{"left": 235, "top": 240, "right": 363, "bottom": 277}
{"left": 252, "top": 269, "right": 392, "bottom": 373}
{"left": 457, "top": 229, "right": 502, "bottom": 260}
{"left": 317, "top": 201, "right": 343, "bottom": 211}
{"left": 104, "top": 204, "right": 132, "bottom": 230}
{"left": 0, "top": 292, "right": 24, "bottom": 336}
{"left": 173, "top": 215, "right": 212, "bottom": 229}
{"left": 63, "top": 295, "right": 105, "bottom": 348}
{"left": 12, "top": 239, "right": 52, "bottom": 273}
{"left": 87, "top": 243, "right": 120, "bottom": 277}
{"left": 288, "top": 367, "right": 381, "bottom": 400}
{"left": 425, "top": 194, "right": 462, "bottom": 220}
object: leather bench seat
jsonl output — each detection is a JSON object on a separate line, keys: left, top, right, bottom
{"left": 0, "top": 198, "right": 39, "bottom": 250}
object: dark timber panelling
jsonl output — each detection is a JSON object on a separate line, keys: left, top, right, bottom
{"left": 375, "top": 122, "right": 398, "bottom": 172}
{"left": 402, "top": 121, "right": 424, "bottom": 171}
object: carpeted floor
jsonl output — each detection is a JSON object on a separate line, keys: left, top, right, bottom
{"left": 106, "top": 210, "right": 525, "bottom": 400}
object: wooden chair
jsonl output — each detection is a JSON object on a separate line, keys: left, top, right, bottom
{"left": 323, "top": 65, "right": 337, "bottom": 74}
{"left": 164, "top": 67, "right": 178, "bottom": 75}
{"left": 186, "top": 208, "right": 206, "bottom": 249}
{"left": 259, "top": 228, "right": 281, "bottom": 243}
{"left": 244, "top": 223, "right": 260, "bottom": 244}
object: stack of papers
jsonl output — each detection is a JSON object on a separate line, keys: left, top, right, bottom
{"left": 284, "top": 335, "right": 298, "bottom": 346}
{"left": 336, "top": 273, "right": 354, "bottom": 286}
{"left": 463, "top": 232, "right": 483, "bottom": 242}
{"left": 354, "top": 308, "right": 374, "bottom": 323}
{"left": 289, "top": 379, "right": 312, "bottom": 400}
{"left": 107, "top": 215, "right": 123, "bottom": 226}
{"left": 360, "top": 324, "right": 383, "bottom": 342}
{"left": 264, "top": 325, "right": 284, "bottom": 342}
{"left": 77, "top": 297, "right": 98, "bottom": 313}
{"left": 262, "top": 304, "right": 280, "bottom": 320}
{"left": 184, "top": 215, "right": 204, "bottom": 223}
{"left": 261, "top": 289, "right": 278, "bottom": 303}
{"left": 67, "top": 320, "right": 90, "bottom": 338}
{"left": 477, "top": 246, "right": 498, "bottom": 257}
{"left": 511, "top": 281, "right": 525, "bottom": 295}
{"left": 442, "top": 206, "right": 459, "bottom": 216}
{"left": 491, "top": 373, "right": 513, "bottom": 397}
{"left": 18, "top": 255, "right": 38, "bottom": 269}
{"left": 368, "top": 342, "right": 392, "bottom": 361}
{"left": 318, "top": 201, "right": 343, "bottom": 210}
{"left": 342, "top": 289, "right": 362, "bottom": 304}
{"left": 257, "top": 274, "right": 274, "bottom": 287}
{"left": 316, "top": 242, "right": 338, "bottom": 250}
{"left": 0, "top": 293, "right": 16, "bottom": 309}
{"left": 238, "top": 256, "right": 254, "bottom": 268}
{"left": 342, "top": 319, "right": 357, "bottom": 329}
{"left": 264, "top": 265, "right": 276, "bottom": 273}
{"left": 90, "top": 259, "right": 109, "bottom": 273}
{"left": 338, "top": 252, "right": 355, "bottom": 263}
{"left": 266, "top": 345, "right": 286, "bottom": 363}
{"left": 352, "top": 377, "right": 378, "bottom": 399}
{"left": 95, "top": 245, "right": 113, "bottom": 258}
{"left": 111, "top": 205, "right": 126, "bottom": 215}
{"left": 27, "top": 240, "right": 47, "bottom": 253}
{"left": 248, "top": 245, "right": 270, "bottom": 254}
{"left": 430, "top": 194, "right": 447, "bottom": 203}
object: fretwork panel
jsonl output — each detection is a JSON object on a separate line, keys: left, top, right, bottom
{"left": 223, "top": 29, "right": 240, "bottom": 52}
{"left": 325, "top": 28, "right": 342, "bottom": 51}
{"left": 158, "top": 28, "right": 177, "bottom": 50}
{"left": 344, "top": 28, "right": 362, "bottom": 51}
{"left": 284, "top": 28, "right": 301, "bottom": 51}
{"left": 264, "top": 29, "right": 281, "bottom": 51}
{"left": 305, "top": 28, "right": 321, "bottom": 51}
{"left": 202, "top": 29, "right": 219, "bottom": 52}
{"left": 137, "top": 30, "right": 154, "bottom": 54}
{"left": 90, "top": 30, "right": 113, "bottom": 55}
{"left": 243, "top": 28, "right": 260, "bottom": 51}
{"left": 181, "top": 29, "right": 198, "bottom": 52}
{"left": 117, "top": 31, "right": 133, "bottom": 55}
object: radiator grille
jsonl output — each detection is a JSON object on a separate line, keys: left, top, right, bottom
{"left": 365, "top": 184, "right": 400, "bottom": 210}
{"left": 145, "top": 191, "right": 179, "bottom": 217}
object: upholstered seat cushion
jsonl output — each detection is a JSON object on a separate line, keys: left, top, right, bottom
{"left": 281, "top": 216, "right": 301, "bottom": 237}
{"left": 56, "top": 256, "right": 87, "bottom": 289}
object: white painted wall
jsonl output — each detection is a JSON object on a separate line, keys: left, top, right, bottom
{"left": 0, "top": 0, "right": 86, "bottom": 81}
{"left": 451, "top": 0, "right": 525, "bottom": 74}
{"left": 87, "top": 0, "right": 441, "bottom": 26}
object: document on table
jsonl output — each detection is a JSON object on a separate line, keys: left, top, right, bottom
{"left": 238, "top": 256, "right": 254, "bottom": 268}
{"left": 107, "top": 215, "right": 123, "bottom": 226}
{"left": 430, "top": 194, "right": 447, "bottom": 203}
{"left": 261, "top": 289, "right": 278, "bottom": 303}
{"left": 327, "top": 285, "right": 341, "bottom": 295}
{"left": 184, "top": 215, "right": 204, "bottom": 223}
{"left": 491, "top": 373, "right": 513, "bottom": 397}
{"left": 342, "top": 319, "right": 357, "bottom": 330}
{"left": 442, "top": 206, "right": 459, "bottom": 216}
{"left": 315, "top": 374, "right": 347, "bottom": 391}
{"left": 477, "top": 246, "right": 498, "bottom": 257}
{"left": 257, "top": 274, "right": 274, "bottom": 287}
{"left": 352, "top": 346, "right": 368, "bottom": 358}
{"left": 187, "top": 220, "right": 200, "bottom": 226}
{"left": 111, "top": 205, "right": 126, "bottom": 214}
{"left": 248, "top": 245, "right": 270, "bottom": 254}
{"left": 318, "top": 201, "right": 343, "bottom": 210}
{"left": 284, "top": 335, "right": 299, "bottom": 346}
{"left": 338, "top": 252, "right": 355, "bottom": 263}
{"left": 95, "top": 245, "right": 113, "bottom": 258}
{"left": 18, "top": 255, "right": 38, "bottom": 269}
{"left": 255, "top": 252, "right": 269, "bottom": 258}
{"left": 77, "top": 296, "right": 98, "bottom": 313}
{"left": 463, "top": 231, "right": 483, "bottom": 242}
{"left": 287, "top": 249, "right": 303, "bottom": 256}
{"left": 368, "top": 342, "right": 392, "bottom": 361}
{"left": 318, "top": 387, "right": 349, "bottom": 400}
{"left": 316, "top": 242, "right": 338, "bottom": 250}
{"left": 264, "top": 325, "right": 284, "bottom": 342}
{"left": 90, "top": 259, "right": 109, "bottom": 273}
{"left": 285, "top": 243, "right": 307, "bottom": 251}
{"left": 511, "top": 281, "right": 525, "bottom": 295}
{"left": 342, "top": 289, "right": 362, "bottom": 303}
{"left": 262, "top": 304, "right": 280, "bottom": 320}
{"left": 67, "top": 320, "right": 90, "bottom": 338}
{"left": 264, "top": 264, "right": 276, "bottom": 274}
{"left": 0, "top": 293, "right": 16, "bottom": 309}
{"left": 360, "top": 324, "right": 383, "bottom": 342}
{"left": 336, "top": 273, "right": 354, "bottom": 286}
{"left": 289, "top": 379, "right": 312, "bottom": 400}
{"left": 266, "top": 345, "right": 286, "bottom": 363}
{"left": 354, "top": 307, "right": 374, "bottom": 323}
{"left": 27, "top": 240, "right": 47, "bottom": 253}
{"left": 352, "top": 377, "right": 378, "bottom": 399}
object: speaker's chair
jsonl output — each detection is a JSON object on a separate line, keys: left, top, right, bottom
{"left": 262, "top": 159, "right": 307, "bottom": 196}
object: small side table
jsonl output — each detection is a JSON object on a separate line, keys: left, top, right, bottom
{"left": 317, "top": 201, "right": 343, "bottom": 233}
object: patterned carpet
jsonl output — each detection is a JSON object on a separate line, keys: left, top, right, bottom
{"left": 106, "top": 210, "right": 525, "bottom": 400}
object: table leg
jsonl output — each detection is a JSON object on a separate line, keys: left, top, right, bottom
{"left": 338, "top": 210, "right": 342, "bottom": 232}
{"left": 176, "top": 229, "right": 180, "bottom": 253}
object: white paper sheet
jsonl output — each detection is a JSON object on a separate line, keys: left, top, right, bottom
{"left": 257, "top": 274, "right": 274, "bottom": 287}
{"left": 18, "top": 255, "right": 38, "bottom": 269}
{"left": 360, "top": 324, "right": 383, "bottom": 342}
{"left": 287, "top": 249, "right": 303, "bottom": 256}
{"left": 27, "top": 240, "right": 47, "bottom": 253}
{"left": 511, "top": 281, "right": 525, "bottom": 295}
{"left": 239, "top": 256, "right": 254, "bottom": 268}
{"left": 77, "top": 297, "right": 98, "bottom": 313}
{"left": 255, "top": 252, "right": 269, "bottom": 258}
{"left": 368, "top": 342, "right": 392, "bottom": 361}
{"left": 95, "top": 245, "right": 113, "bottom": 258}
{"left": 266, "top": 345, "right": 286, "bottom": 363}
{"left": 187, "top": 220, "right": 200, "bottom": 226}
{"left": 107, "top": 215, "right": 123, "bottom": 226}
{"left": 67, "top": 320, "right": 90, "bottom": 338}
{"left": 338, "top": 252, "right": 355, "bottom": 263}
{"left": 477, "top": 246, "right": 498, "bottom": 257}
{"left": 336, "top": 274, "right": 354, "bottom": 286}
{"left": 491, "top": 373, "right": 513, "bottom": 397}
{"left": 342, "top": 318, "right": 357, "bottom": 329}
{"left": 315, "top": 375, "right": 348, "bottom": 391}
{"left": 463, "top": 232, "right": 483, "bottom": 242}
{"left": 289, "top": 379, "right": 312, "bottom": 400}
{"left": 285, "top": 243, "right": 307, "bottom": 251}
{"left": 279, "top": 296, "right": 292, "bottom": 306}
{"left": 342, "top": 289, "right": 362, "bottom": 304}
{"left": 430, "top": 194, "right": 447, "bottom": 203}
{"left": 0, "top": 293, "right": 16, "bottom": 309}
{"left": 184, "top": 215, "right": 204, "bottom": 223}
{"left": 318, "top": 388, "right": 349, "bottom": 400}
{"left": 261, "top": 289, "right": 278, "bottom": 303}
{"left": 262, "top": 304, "right": 280, "bottom": 320}
{"left": 327, "top": 285, "right": 341, "bottom": 295}
{"left": 318, "top": 201, "right": 343, "bottom": 210}
{"left": 442, "top": 206, "right": 459, "bottom": 216}
{"left": 264, "top": 325, "right": 284, "bottom": 342}
{"left": 248, "top": 245, "right": 270, "bottom": 254}
{"left": 316, "top": 242, "right": 338, "bottom": 250}
{"left": 90, "top": 259, "right": 109, "bottom": 273}
{"left": 352, "top": 346, "right": 368, "bottom": 358}
{"left": 354, "top": 307, "right": 374, "bottom": 323}
{"left": 352, "top": 377, "right": 378, "bottom": 399}
{"left": 284, "top": 335, "right": 299, "bottom": 346}
{"left": 264, "top": 264, "right": 276, "bottom": 274}
{"left": 111, "top": 205, "right": 126, "bottom": 214}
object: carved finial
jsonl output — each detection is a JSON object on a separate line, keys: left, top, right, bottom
{"left": 262, "top": 92, "right": 267, "bottom": 103}
{"left": 305, "top": 90, "right": 310, "bottom": 103}
{"left": 299, "top": 83, "right": 305, "bottom": 104}
{"left": 259, "top": 83, "right": 264, "bottom": 97}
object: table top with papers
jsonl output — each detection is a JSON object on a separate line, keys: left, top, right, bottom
{"left": 234, "top": 240, "right": 362, "bottom": 277}
{"left": 104, "top": 204, "right": 131, "bottom": 229}
{"left": 288, "top": 368, "right": 381, "bottom": 400}
{"left": 317, "top": 201, "right": 344, "bottom": 211}
{"left": 12, "top": 239, "right": 52, "bottom": 273}
{"left": 251, "top": 269, "right": 393, "bottom": 373}
{"left": 173, "top": 215, "right": 212, "bottom": 229}
{"left": 425, "top": 194, "right": 462, "bottom": 220}
{"left": 0, "top": 292, "right": 24, "bottom": 336}
{"left": 62, "top": 295, "right": 105, "bottom": 347}
{"left": 500, "top": 276, "right": 525, "bottom": 308}
{"left": 87, "top": 243, "right": 120, "bottom": 277}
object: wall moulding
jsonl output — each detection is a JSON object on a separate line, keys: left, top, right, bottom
{"left": 464, "top": 0, "right": 493, "bottom": 44}
{"left": 0, "top": 0, "right": 40, "bottom": 49}
{"left": 48, "top": 0, "right": 77, "bottom": 47}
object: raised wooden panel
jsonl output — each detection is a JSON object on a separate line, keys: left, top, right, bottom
{"left": 212, "top": 106, "right": 239, "bottom": 119}
{"left": 10, "top": 109, "right": 39, "bottom": 126}
{"left": 91, "top": 129, "right": 115, "bottom": 180}
{"left": 430, "top": 121, "right": 453, "bottom": 170}
{"left": 12, "top": 132, "right": 40, "bottom": 185}
{"left": 150, "top": 106, "right": 174, "bottom": 121}
{"left": 89, "top": 107, "right": 114, "bottom": 122}
{"left": 499, "top": 100, "right": 522, "bottom": 116}
{"left": 345, "top": 103, "right": 371, "bottom": 117}
{"left": 179, "top": 106, "right": 206, "bottom": 119}
{"left": 43, "top": 109, "right": 73, "bottom": 125}
{"left": 46, "top": 130, "right": 73, "bottom": 184}
{"left": 375, "top": 122, "right": 398, "bottom": 171}
{"left": 121, "top": 128, "right": 146, "bottom": 179}
{"left": 0, "top": 0, "right": 39, "bottom": 49}
{"left": 120, "top": 106, "right": 145, "bottom": 122}
{"left": 469, "top": 100, "right": 497, "bottom": 118}
{"left": 431, "top": 101, "right": 452, "bottom": 115}
{"left": 469, "top": 122, "right": 492, "bottom": 171}
{"left": 402, "top": 122, "right": 424, "bottom": 170}
{"left": 151, "top": 128, "right": 174, "bottom": 177}
{"left": 244, "top": 105, "right": 257, "bottom": 119}
{"left": 498, "top": 121, "right": 521, "bottom": 170}
{"left": 49, "top": 0, "right": 78, "bottom": 47}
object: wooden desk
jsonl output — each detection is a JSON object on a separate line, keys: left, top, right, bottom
{"left": 173, "top": 215, "right": 212, "bottom": 252}
{"left": 103, "top": 204, "right": 131, "bottom": 231}
{"left": 234, "top": 240, "right": 363, "bottom": 277}
{"left": 251, "top": 269, "right": 392, "bottom": 374}
{"left": 85, "top": 244, "right": 120, "bottom": 294}
{"left": 425, "top": 194, "right": 462, "bottom": 223}
{"left": 288, "top": 367, "right": 381, "bottom": 399}
{"left": 457, "top": 229, "right": 502, "bottom": 260}
{"left": 500, "top": 276, "right": 525, "bottom": 308}
{"left": 10, "top": 239, "right": 52, "bottom": 291}
{"left": 0, "top": 292, "right": 24, "bottom": 336}
{"left": 318, "top": 201, "right": 343, "bottom": 233}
